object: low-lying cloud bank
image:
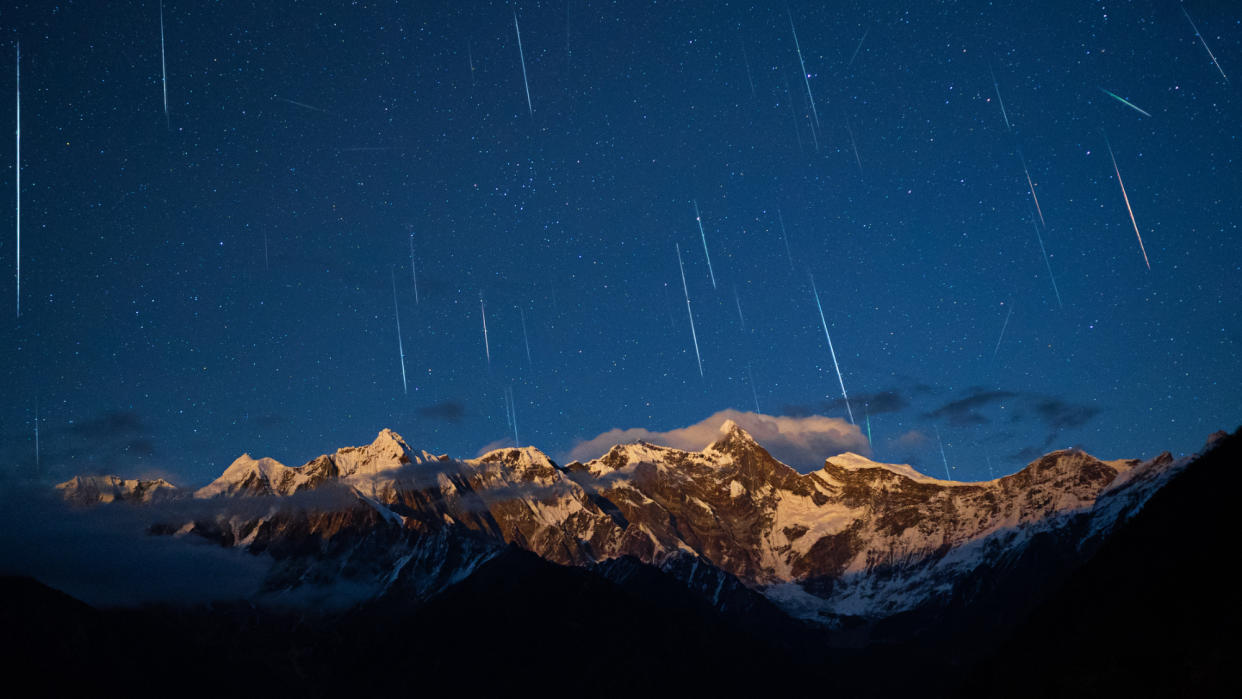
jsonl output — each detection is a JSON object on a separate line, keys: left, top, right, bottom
{"left": 565, "top": 409, "right": 869, "bottom": 472}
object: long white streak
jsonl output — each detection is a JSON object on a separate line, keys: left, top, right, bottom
{"left": 408, "top": 234, "right": 419, "bottom": 304}
{"left": 1181, "top": 5, "right": 1229, "bottom": 83}
{"left": 990, "top": 64, "right": 1011, "bottom": 131}
{"left": 1019, "top": 151, "right": 1045, "bottom": 227}
{"left": 788, "top": 11, "right": 822, "bottom": 129}
{"left": 14, "top": 43, "right": 19, "bottom": 318}
{"left": 1032, "top": 219, "right": 1063, "bottom": 308}
{"left": 391, "top": 270, "right": 408, "bottom": 395}
{"left": 992, "top": 304, "right": 1013, "bottom": 360}
{"left": 810, "top": 274, "right": 855, "bottom": 424}
{"left": 844, "top": 116, "right": 862, "bottom": 175}
{"left": 481, "top": 298, "right": 491, "bottom": 368}
{"left": 747, "top": 363, "right": 760, "bottom": 413}
{"left": 733, "top": 285, "right": 745, "bottom": 330}
{"left": 740, "top": 41, "right": 756, "bottom": 98}
{"left": 519, "top": 306, "right": 532, "bottom": 365}
{"left": 502, "top": 387, "right": 512, "bottom": 432}
{"left": 263, "top": 233, "right": 269, "bottom": 271}
{"left": 865, "top": 407, "right": 873, "bottom": 448}
{"left": 34, "top": 396, "right": 39, "bottom": 469}
{"left": 935, "top": 427, "right": 952, "bottom": 480}
{"left": 777, "top": 207, "right": 794, "bottom": 271}
{"left": 1104, "top": 134, "right": 1151, "bottom": 270}
{"left": 160, "top": 1, "right": 169, "bottom": 128}
{"left": 692, "top": 200, "right": 717, "bottom": 289}
{"left": 676, "top": 243, "right": 703, "bottom": 377}
{"left": 508, "top": 386, "right": 520, "bottom": 448}
{"left": 514, "top": 11, "right": 533, "bottom": 116}
{"left": 846, "top": 28, "right": 868, "bottom": 69}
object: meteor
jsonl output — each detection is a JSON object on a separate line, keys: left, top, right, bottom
{"left": 992, "top": 303, "right": 1013, "bottom": 361}
{"left": 514, "top": 11, "right": 533, "bottom": 116}
{"left": 160, "top": 1, "right": 169, "bottom": 128}
{"left": 1103, "top": 133, "right": 1151, "bottom": 270}
{"left": 846, "top": 29, "right": 868, "bottom": 70}
{"left": 1181, "top": 5, "right": 1229, "bottom": 83}
{"left": 1018, "top": 150, "right": 1045, "bottom": 227}
{"left": 391, "top": 269, "right": 408, "bottom": 395}
{"left": 692, "top": 200, "right": 717, "bottom": 289}
{"left": 13, "top": 43, "right": 19, "bottom": 318}
{"left": 408, "top": 233, "right": 419, "bottom": 304}
{"left": 777, "top": 207, "right": 794, "bottom": 272}
{"left": 788, "top": 10, "right": 822, "bottom": 129}
{"left": 809, "top": 274, "right": 854, "bottom": 425}
{"left": 676, "top": 243, "right": 703, "bottom": 377}
{"left": 733, "top": 286, "right": 745, "bottom": 330}
{"left": 989, "top": 64, "right": 1011, "bottom": 131}
{"left": 935, "top": 427, "right": 951, "bottom": 480}
{"left": 1099, "top": 88, "right": 1151, "bottom": 118}
{"left": 518, "top": 306, "right": 532, "bottom": 366}
{"left": 1032, "top": 219, "right": 1063, "bottom": 308}
{"left": 747, "top": 363, "right": 760, "bottom": 413}
{"left": 481, "top": 297, "right": 492, "bottom": 368}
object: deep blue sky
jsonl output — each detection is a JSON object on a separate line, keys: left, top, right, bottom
{"left": 2, "top": 1, "right": 1238, "bottom": 485}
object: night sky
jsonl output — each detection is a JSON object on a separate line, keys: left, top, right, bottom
{"left": 2, "top": 1, "right": 1239, "bottom": 486}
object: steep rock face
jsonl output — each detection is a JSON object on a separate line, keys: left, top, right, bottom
{"left": 56, "top": 421, "right": 1189, "bottom": 624}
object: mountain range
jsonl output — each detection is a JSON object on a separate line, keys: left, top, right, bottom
{"left": 8, "top": 420, "right": 1234, "bottom": 695}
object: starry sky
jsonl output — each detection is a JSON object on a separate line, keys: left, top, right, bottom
{"left": 1, "top": 1, "right": 1239, "bottom": 486}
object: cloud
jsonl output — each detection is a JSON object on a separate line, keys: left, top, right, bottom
{"left": 782, "top": 389, "right": 909, "bottom": 419}
{"left": 0, "top": 479, "right": 270, "bottom": 607}
{"left": 417, "top": 400, "right": 466, "bottom": 423}
{"left": 564, "top": 409, "right": 868, "bottom": 471}
{"left": 1032, "top": 398, "right": 1101, "bottom": 430}
{"left": 924, "top": 389, "right": 1018, "bottom": 427}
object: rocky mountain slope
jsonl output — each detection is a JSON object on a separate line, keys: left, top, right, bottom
{"left": 56, "top": 420, "right": 1190, "bottom": 625}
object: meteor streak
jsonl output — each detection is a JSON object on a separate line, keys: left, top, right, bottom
{"left": 846, "top": 29, "right": 868, "bottom": 69}
{"left": 1018, "top": 150, "right": 1045, "bottom": 227}
{"left": 788, "top": 11, "right": 822, "bottom": 129}
{"left": 160, "top": 1, "right": 169, "bottom": 128}
{"left": 989, "top": 64, "right": 1011, "bottom": 131}
{"left": 14, "top": 43, "right": 19, "bottom": 318}
{"left": 481, "top": 297, "right": 492, "bottom": 368}
{"left": 692, "top": 200, "right": 717, "bottom": 289}
{"left": 676, "top": 243, "right": 703, "bottom": 377}
{"left": 809, "top": 274, "right": 854, "bottom": 425}
{"left": 992, "top": 304, "right": 1013, "bottom": 360}
{"left": 733, "top": 285, "right": 745, "bottom": 330}
{"left": 935, "top": 427, "right": 951, "bottom": 480}
{"left": 1099, "top": 88, "right": 1151, "bottom": 118}
{"left": 777, "top": 207, "right": 794, "bottom": 272}
{"left": 1181, "top": 5, "right": 1229, "bottom": 83}
{"left": 391, "top": 269, "right": 408, "bottom": 395}
{"left": 518, "top": 306, "right": 532, "bottom": 366}
{"left": 1032, "top": 219, "right": 1063, "bottom": 308}
{"left": 408, "top": 233, "right": 419, "bottom": 304}
{"left": 1103, "top": 133, "right": 1151, "bottom": 270}
{"left": 514, "top": 11, "right": 533, "bottom": 116}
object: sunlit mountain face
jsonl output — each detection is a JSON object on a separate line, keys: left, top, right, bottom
{"left": 2, "top": 425, "right": 1238, "bottom": 695}
{"left": 0, "top": 0, "right": 1237, "bottom": 694}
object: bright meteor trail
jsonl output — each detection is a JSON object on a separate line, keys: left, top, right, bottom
{"left": 1104, "top": 133, "right": 1152, "bottom": 270}
{"left": 514, "top": 11, "right": 533, "bottom": 116}
{"left": 692, "top": 200, "right": 717, "bottom": 290}
{"left": 481, "top": 297, "right": 492, "bottom": 368}
{"left": 13, "top": 43, "right": 19, "bottom": 319}
{"left": 676, "top": 243, "right": 703, "bottom": 377}
{"left": 1031, "top": 219, "right": 1063, "bottom": 308}
{"left": 1180, "top": 6, "right": 1228, "bottom": 84}
{"left": 788, "top": 11, "right": 822, "bottom": 130}
{"left": 990, "top": 64, "right": 1011, "bottom": 131}
{"left": 810, "top": 274, "right": 854, "bottom": 425}
{"left": 391, "top": 269, "right": 408, "bottom": 395}
{"left": 1018, "top": 150, "right": 1045, "bottom": 227}
{"left": 1099, "top": 88, "right": 1151, "bottom": 118}
{"left": 160, "top": 1, "right": 169, "bottom": 129}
